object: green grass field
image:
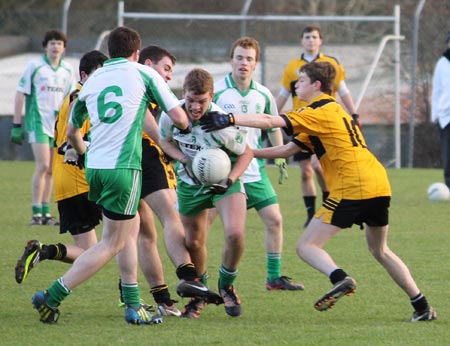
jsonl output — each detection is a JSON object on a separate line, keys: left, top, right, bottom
{"left": 0, "top": 161, "right": 448, "bottom": 346}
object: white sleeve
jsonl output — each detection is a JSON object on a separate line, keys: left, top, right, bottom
{"left": 338, "top": 80, "right": 350, "bottom": 97}
{"left": 278, "top": 86, "right": 290, "bottom": 98}
{"left": 16, "top": 60, "right": 35, "bottom": 95}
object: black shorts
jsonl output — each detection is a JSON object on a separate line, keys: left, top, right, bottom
{"left": 318, "top": 196, "right": 390, "bottom": 229}
{"left": 57, "top": 192, "right": 102, "bottom": 236}
{"left": 141, "top": 138, "right": 176, "bottom": 199}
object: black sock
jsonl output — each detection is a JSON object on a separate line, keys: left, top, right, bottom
{"left": 411, "top": 293, "right": 429, "bottom": 313}
{"left": 303, "top": 196, "right": 316, "bottom": 217}
{"left": 176, "top": 262, "right": 198, "bottom": 280}
{"left": 329, "top": 269, "right": 348, "bottom": 285}
{"left": 150, "top": 284, "right": 172, "bottom": 305}
{"left": 41, "top": 243, "right": 67, "bottom": 261}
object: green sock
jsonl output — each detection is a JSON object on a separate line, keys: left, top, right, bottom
{"left": 199, "top": 271, "right": 209, "bottom": 287}
{"left": 267, "top": 253, "right": 281, "bottom": 280}
{"left": 121, "top": 282, "right": 141, "bottom": 308}
{"left": 42, "top": 202, "right": 50, "bottom": 217}
{"left": 32, "top": 204, "right": 42, "bottom": 217}
{"left": 46, "top": 278, "right": 71, "bottom": 307}
{"left": 218, "top": 265, "right": 238, "bottom": 289}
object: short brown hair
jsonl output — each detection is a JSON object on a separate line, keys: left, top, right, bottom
{"left": 229, "top": 36, "right": 261, "bottom": 62}
{"left": 300, "top": 62, "right": 336, "bottom": 95}
{"left": 183, "top": 68, "right": 214, "bottom": 95}
{"left": 138, "top": 45, "right": 176, "bottom": 65}
{"left": 42, "top": 29, "right": 67, "bottom": 48}
{"left": 301, "top": 25, "right": 323, "bottom": 39}
{"left": 107, "top": 26, "right": 141, "bottom": 59}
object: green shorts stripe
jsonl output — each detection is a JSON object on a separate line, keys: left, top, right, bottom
{"left": 86, "top": 168, "right": 141, "bottom": 216}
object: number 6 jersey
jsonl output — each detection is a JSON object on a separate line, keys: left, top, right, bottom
{"left": 284, "top": 94, "right": 391, "bottom": 200}
{"left": 69, "top": 58, "right": 179, "bottom": 170}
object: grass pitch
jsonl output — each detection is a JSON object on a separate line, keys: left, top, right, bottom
{"left": 0, "top": 161, "right": 448, "bottom": 345}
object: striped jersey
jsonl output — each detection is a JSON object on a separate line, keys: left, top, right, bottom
{"left": 17, "top": 54, "right": 74, "bottom": 138}
{"left": 70, "top": 58, "right": 179, "bottom": 170}
{"left": 53, "top": 82, "right": 90, "bottom": 201}
{"left": 280, "top": 53, "right": 346, "bottom": 110}
{"left": 159, "top": 101, "right": 247, "bottom": 185}
{"left": 284, "top": 94, "right": 391, "bottom": 199}
{"left": 214, "top": 73, "right": 279, "bottom": 183}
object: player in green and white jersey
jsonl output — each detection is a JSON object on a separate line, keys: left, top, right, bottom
{"left": 159, "top": 68, "right": 253, "bottom": 318}
{"left": 11, "top": 29, "right": 75, "bottom": 226}
{"left": 30, "top": 26, "right": 193, "bottom": 325}
{"left": 210, "top": 37, "right": 304, "bottom": 291}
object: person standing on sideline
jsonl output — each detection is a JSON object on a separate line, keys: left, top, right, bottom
{"left": 30, "top": 26, "right": 197, "bottom": 325}
{"left": 276, "top": 25, "right": 358, "bottom": 227}
{"left": 200, "top": 61, "right": 437, "bottom": 322}
{"left": 210, "top": 37, "right": 304, "bottom": 291}
{"left": 431, "top": 30, "right": 450, "bottom": 190}
{"left": 159, "top": 68, "right": 253, "bottom": 318}
{"left": 14, "top": 50, "right": 107, "bottom": 284}
{"left": 11, "top": 29, "right": 75, "bottom": 226}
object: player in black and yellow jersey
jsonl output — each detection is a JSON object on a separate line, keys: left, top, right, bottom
{"left": 200, "top": 61, "right": 436, "bottom": 322}
{"left": 276, "top": 25, "right": 358, "bottom": 227}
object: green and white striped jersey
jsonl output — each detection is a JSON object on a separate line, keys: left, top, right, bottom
{"left": 159, "top": 101, "right": 247, "bottom": 185}
{"left": 214, "top": 73, "right": 280, "bottom": 183}
{"left": 17, "top": 54, "right": 74, "bottom": 138}
{"left": 70, "top": 58, "right": 179, "bottom": 170}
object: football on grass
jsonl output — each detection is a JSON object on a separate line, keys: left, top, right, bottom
{"left": 192, "top": 148, "right": 231, "bottom": 185}
{"left": 427, "top": 182, "right": 450, "bottom": 201}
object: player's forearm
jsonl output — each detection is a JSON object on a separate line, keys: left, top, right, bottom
{"left": 143, "top": 110, "right": 160, "bottom": 142}
{"left": 267, "top": 129, "right": 284, "bottom": 147}
{"left": 275, "top": 93, "right": 288, "bottom": 113}
{"left": 233, "top": 113, "right": 285, "bottom": 130}
{"left": 159, "top": 138, "right": 184, "bottom": 162}
{"left": 168, "top": 106, "right": 190, "bottom": 132}
{"left": 67, "top": 123, "right": 86, "bottom": 154}
{"left": 13, "top": 92, "right": 25, "bottom": 124}
{"left": 340, "top": 93, "right": 357, "bottom": 115}
{"left": 228, "top": 145, "right": 253, "bottom": 183}
{"left": 254, "top": 142, "right": 299, "bottom": 159}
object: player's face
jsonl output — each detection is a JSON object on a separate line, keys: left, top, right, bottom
{"left": 294, "top": 72, "right": 317, "bottom": 102}
{"left": 184, "top": 91, "right": 213, "bottom": 122}
{"left": 301, "top": 30, "right": 322, "bottom": 55}
{"left": 148, "top": 56, "right": 174, "bottom": 82}
{"left": 231, "top": 46, "right": 257, "bottom": 80}
{"left": 45, "top": 40, "right": 65, "bottom": 61}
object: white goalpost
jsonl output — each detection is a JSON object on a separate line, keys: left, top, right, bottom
{"left": 116, "top": 0, "right": 404, "bottom": 168}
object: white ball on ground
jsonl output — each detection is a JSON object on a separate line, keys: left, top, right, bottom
{"left": 427, "top": 182, "right": 450, "bottom": 201}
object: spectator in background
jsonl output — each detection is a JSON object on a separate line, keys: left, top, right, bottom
{"left": 11, "top": 29, "right": 75, "bottom": 226}
{"left": 275, "top": 25, "right": 358, "bottom": 227}
{"left": 431, "top": 30, "right": 450, "bottom": 189}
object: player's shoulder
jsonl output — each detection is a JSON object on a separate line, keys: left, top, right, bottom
{"left": 213, "top": 77, "right": 227, "bottom": 91}
{"left": 317, "top": 53, "right": 342, "bottom": 66}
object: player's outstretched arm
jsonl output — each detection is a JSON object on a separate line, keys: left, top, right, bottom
{"left": 253, "top": 141, "right": 301, "bottom": 160}
{"left": 200, "top": 111, "right": 286, "bottom": 132}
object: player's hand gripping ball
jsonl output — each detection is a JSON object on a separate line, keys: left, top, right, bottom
{"left": 192, "top": 148, "right": 231, "bottom": 185}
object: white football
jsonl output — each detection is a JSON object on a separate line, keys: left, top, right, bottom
{"left": 427, "top": 182, "right": 450, "bottom": 201}
{"left": 192, "top": 148, "right": 231, "bottom": 185}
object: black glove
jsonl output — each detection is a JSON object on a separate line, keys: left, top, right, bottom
{"left": 57, "top": 141, "right": 71, "bottom": 156}
{"left": 204, "top": 178, "right": 232, "bottom": 195}
{"left": 351, "top": 113, "right": 361, "bottom": 128}
{"left": 200, "top": 112, "right": 235, "bottom": 132}
{"left": 176, "top": 121, "right": 192, "bottom": 134}
{"left": 64, "top": 148, "right": 85, "bottom": 170}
